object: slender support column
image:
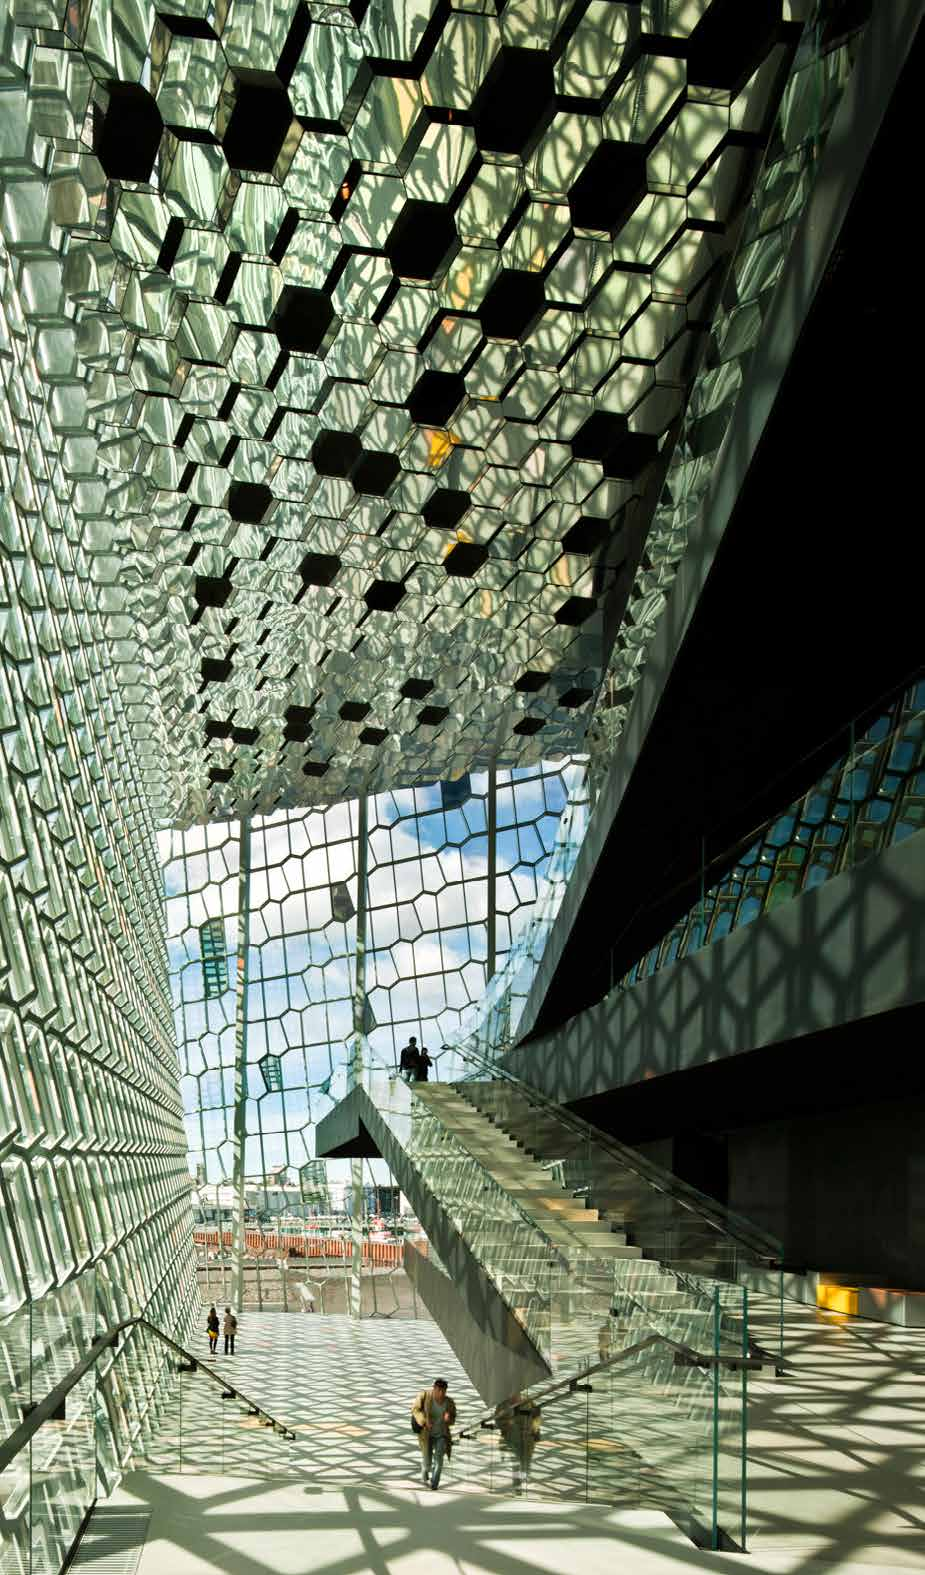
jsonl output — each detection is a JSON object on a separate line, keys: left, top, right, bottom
{"left": 231, "top": 817, "right": 252, "bottom": 1314}
{"left": 349, "top": 794, "right": 369, "bottom": 1319}
{"left": 486, "top": 763, "right": 497, "bottom": 981}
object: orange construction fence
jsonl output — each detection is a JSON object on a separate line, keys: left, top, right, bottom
{"left": 193, "top": 1227, "right": 408, "bottom": 1266}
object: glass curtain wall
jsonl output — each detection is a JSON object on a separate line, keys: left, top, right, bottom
{"left": 0, "top": 79, "right": 196, "bottom": 1575}
{"left": 622, "top": 678, "right": 925, "bottom": 988}
{"left": 161, "top": 760, "right": 582, "bottom": 1210}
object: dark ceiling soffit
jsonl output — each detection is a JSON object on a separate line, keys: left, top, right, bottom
{"left": 514, "top": 0, "right": 923, "bottom": 1045}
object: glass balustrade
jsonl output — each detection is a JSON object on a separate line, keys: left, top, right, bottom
{"left": 359, "top": 1051, "right": 754, "bottom": 1547}
{"left": 0, "top": 1267, "right": 293, "bottom": 1575}
{"left": 446, "top": 1283, "right": 751, "bottom": 1549}
{"left": 453, "top": 1078, "right": 781, "bottom": 1362}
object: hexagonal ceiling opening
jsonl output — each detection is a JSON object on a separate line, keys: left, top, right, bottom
{"left": 15, "top": 0, "right": 795, "bottom": 821}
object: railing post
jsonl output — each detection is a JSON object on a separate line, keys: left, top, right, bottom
{"left": 712, "top": 1287, "right": 720, "bottom": 1550}
{"left": 486, "top": 762, "right": 497, "bottom": 982}
{"left": 741, "top": 1287, "right": 749, "bottom": 1550}
{"left": 231, "top": 815, "right": 252, "bottom": 1316}
{"left": 349, "top": 793, "right": 369, "bottom": 1319}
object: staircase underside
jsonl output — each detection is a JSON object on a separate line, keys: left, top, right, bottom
{"left": 316, "top": 1082, "right": 552, "bottom": 1402}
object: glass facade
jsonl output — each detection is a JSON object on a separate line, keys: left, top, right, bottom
{"left": 0, "top": 0, "right": 904, "bottom": 1565}
{"left": 622, "top": 679, "right": 925, "bottom": 988}
{"left": 161, "top": 760, "right": 583, "bottom": 1205}
{"left": 4, "top": 0, "right": 796, "bottom": 828}
{"left": 0, "top": 82, "right": 195, "bottom": 1574}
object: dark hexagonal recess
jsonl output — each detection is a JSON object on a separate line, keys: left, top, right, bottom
{"left": 94, "top": 81, "right": 163, "bottom": 182}
{"left": 570, "top": 410, "right": 628, "bottom": 463}
{"left": 558, "top": 686, "right": 593, "bottom": 709}
{"left": 513, "top": 669, "right": 549, "bottom": 694}
{"left": 222, "top": 69, "right": 292, "bottom": 173}
{"left": 312, "top": 429, "right": 362, "bottom": 477}
{"left": 352, "top": 450, "right": 401, "bottom": 495}
{"left": 479, "top": 270, "right": 545, "bottom": 341}
{"left": 407, "top": 370, "right": 465, "bottom": 427}
{"left": 568, "top": 141, "right": 648, "bottom": 235}
{"left": 194, "top": 574, "right": 233, "bottom": 609}
{"left": 339, "top": 700, "right": 370, "bottom": 722}
{"left": 359, "top": 725, "right": 387, "bottom": 746}
{"left": 201, "top": 656, "right": 233, "bottom": 683}
{"left": 227, "top": 480, "right": 272, "bottom": 522}
{"left": 471, "top": 47, "right": 555, "bottom": 156}
{"left": 687, "top": 0, "right": 779, "bottom": 91}
{"left": 418, "top": 705, "right": 449, "bottom": 726}
{"left": 386, "top": 200, "right": 459, "bottom": 282}
{"left": 232, "top": 725, "right": 258, "bottom": 744}
{"left": 422, "top": 488, "right": 471, "bottom": 529}
{"left": 303, "top": 758, "right": 329, "bottom": 777}
{"left": 209, "top": 765, "right": 233, "bottom": 783}
{"left": 562, "top": 516, "right": 610, "bottom": 555}
{"left": 272, "top": 285, "right": 334, "bottom": 353}
{"left": 513, "top": 716, "right": 545, "bottom": 736}
{"left": 554, "top": 596, "right": 596, "bottom": 627}
{"left": 401, "top": 677, "right": 433, "bottom": 699}
{"left": 443, "top": 541, "right": 488, "bottom": 578}
{"left": 299, "top": 552, "right": 340, "bottom": 587}
{"left": 603, "top": 431, "right": 659, "bottom": 479}
{"left": 284, "top": 705, "right": 312, "bottom": 743}
{"left": 364, "top": 578, "right": 405, "bottom": 613}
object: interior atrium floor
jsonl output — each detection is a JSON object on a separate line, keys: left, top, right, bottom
{"left": 139, "top": 1310, "right": 676, "bottom": 1507}
{"left": 113, "top": 1302, "right": 925, "bottom": 1573}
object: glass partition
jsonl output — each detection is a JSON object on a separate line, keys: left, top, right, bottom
{"left": 448, "top": 1283, "right": 753, "bottom": 1549}
{"left": 0, "top": 1270, "right": 294, "bottom": 1575}
{"left": 359, "top": 1050, "right": 755, "bottom": 1547}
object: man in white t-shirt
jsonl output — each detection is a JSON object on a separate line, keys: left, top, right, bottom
{"left": 411, "top": 1378, "right": 457, "bottom": 1489}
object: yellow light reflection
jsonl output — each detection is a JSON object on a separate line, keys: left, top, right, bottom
{"left": 426, "top": 428, "right": 459, "bottom": 469}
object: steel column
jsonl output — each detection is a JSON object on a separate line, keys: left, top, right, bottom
{"left": 231, "top": 816, "right": 252, "bottom": 1314}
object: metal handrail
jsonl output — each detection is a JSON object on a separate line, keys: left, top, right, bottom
{"left": 456, "top": 1330, "right": 763, "bottom": 1440}
{"left": 0, "top": 1315, "right": 296, "bottom": 1474}
{"left": 444, "top": 1038, "right": 782, "bottom": 1263}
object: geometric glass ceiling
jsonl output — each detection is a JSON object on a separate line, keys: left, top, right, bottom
{"left": 13, "top": 0, "right": 794, "bottom": 825}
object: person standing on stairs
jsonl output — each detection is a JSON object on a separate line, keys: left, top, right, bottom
{"left": 223, "top": 1305, "right": 237, "bottom": 1355}
{"left": 411, "top": 1378, "right": 456, "bottom": 1489}
{"left": 413, "top": 1044, "right": 434, "bottom": 1082}
{"left": 399, "top": 1036, "right": 420, "bottom": 1082}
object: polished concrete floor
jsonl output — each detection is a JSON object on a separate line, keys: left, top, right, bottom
{"left": 82, "top": 1472, "right": 925, "bottom": 1575}
{"left": 744, "top": 1297, "right": 925, "bottom": 1567}
{"left": 109, "top": 1297, "right": 925, "bottom": 1573}
{"left": 138, "top": 1310, "right": 679, "bottom": 1511}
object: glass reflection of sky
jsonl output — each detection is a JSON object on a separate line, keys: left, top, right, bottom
{"left": 161, "top": 759, "right": 581, "bottom": 1193}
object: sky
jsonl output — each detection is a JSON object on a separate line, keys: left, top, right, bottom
{"left": 159, "top": 760, "right": 587, "bottom": 1193}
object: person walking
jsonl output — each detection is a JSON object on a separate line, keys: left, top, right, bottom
{"left": 223, "top": 1305, "right": 237, "bottom": 1355}
{"left": 495, "top": 1393, "right": 541, "bottom": 1491}
{"left": 399, "top": 1037, "right": 420, "bottom": 1083}
{"left": 413, "top": 1045, "right": 434, "bottom": 1083}
{"left": 411, "top": 1378, "right": 456, "bottom": 1490}
{"left": 206, "top": 1305, "right": 219, "bottom": 1355}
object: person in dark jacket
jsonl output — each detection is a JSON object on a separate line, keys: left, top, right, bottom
{"left": 399, "top": 1037, "right": 420, "bottom": 1082}
{"left": 206, "top": 1305, "right": 219, "bottom": 1354}
{"left": 414, "top": 1046, "right": 434, "bottom": 1082}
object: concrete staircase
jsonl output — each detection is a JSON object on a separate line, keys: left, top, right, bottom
{"left": 416, "top": 1083, "right": 718, "bottom": 1355}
